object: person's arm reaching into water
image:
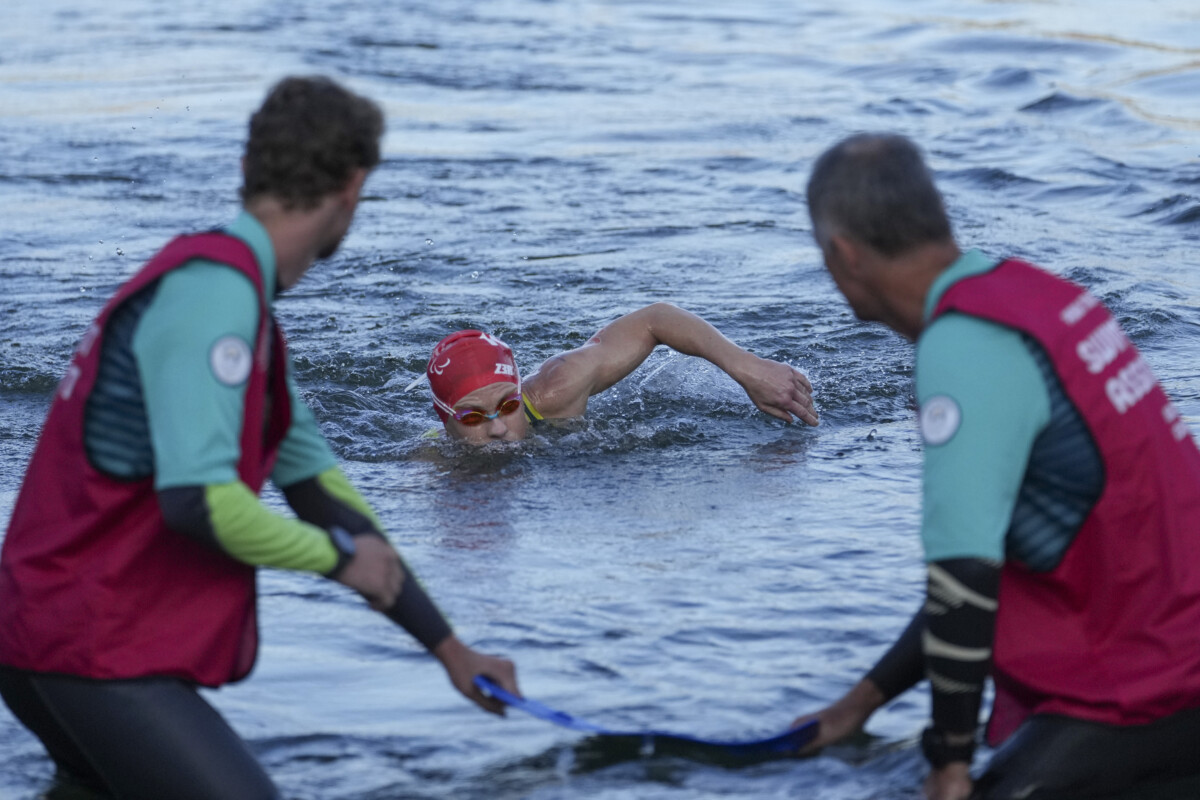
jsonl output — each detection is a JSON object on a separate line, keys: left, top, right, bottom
{"left": 791, "top": 313, "right": 1043, "bottom": 798}
{"left": 790, "top": 605, "right": 924, "bottom": 751}
{"left": 523, "top": 302, "right": 818, "bottom": 424}
{"left": 788, "top": 558, "right": 997, "bottom": 784}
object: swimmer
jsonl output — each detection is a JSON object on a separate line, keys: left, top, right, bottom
{"left": 420, "top": 302, "right": 819, "bottom": 444}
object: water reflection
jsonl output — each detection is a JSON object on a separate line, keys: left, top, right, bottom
{"left": 427, "top": 447, "right": 526, "bottom": 552}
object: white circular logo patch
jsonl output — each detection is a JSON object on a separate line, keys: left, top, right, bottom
{"left": 920, "top": 395, "right": 962, "bottom": 447}
{"left": 210, "top": 336, "right": 253, "bottom": 386}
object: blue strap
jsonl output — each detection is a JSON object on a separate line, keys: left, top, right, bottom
{"left": 474, "top": 676, "right": 818, "bottom": 758}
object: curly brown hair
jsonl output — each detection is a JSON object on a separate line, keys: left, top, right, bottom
{"left": 240, "top": 76, "right": 384, "bottom": 211}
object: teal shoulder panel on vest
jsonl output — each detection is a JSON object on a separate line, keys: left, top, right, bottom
{"left": 134, "top": 261, "right": 260, "bottom": 489}
{"left": 916, "top": 312, "right": 1050, "bottom": 562}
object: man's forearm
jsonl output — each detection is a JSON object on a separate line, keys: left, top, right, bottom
{"left": 866, "top": 605, "right": 927, "bottom": 702}
{"left": 384, "top": 562, "right": 453, "bottom": 651}
{"left": 284, "top": 467, "right": 453, "bottom": 649}
{"left": 922, "top": 558, "right": 1000, "bottom": 762}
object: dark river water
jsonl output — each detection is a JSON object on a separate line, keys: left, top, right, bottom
{"left": 2, "top": 1, "right": 1199, "bottom": 798}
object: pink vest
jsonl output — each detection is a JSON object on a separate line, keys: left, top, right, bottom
{"left": 930, "top": 258, "right": 1200, "bottom": 743}
{"left": 0, "top": 233, "right": 292, "bottom": 687}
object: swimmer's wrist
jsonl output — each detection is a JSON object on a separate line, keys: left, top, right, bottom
{"left": 716, "top": 345, "right": 756, "bottom": 385}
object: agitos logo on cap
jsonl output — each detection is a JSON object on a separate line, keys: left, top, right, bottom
{"left": 426, "top": 330, "right": 520, "bottom": 422}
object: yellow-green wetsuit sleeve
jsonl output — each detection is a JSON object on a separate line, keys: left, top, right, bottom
{"left": 202, "top": 481, "right": 339, "bottom": 572}
{"left": 159, "top": 466, "right": 385, "bottom": 575}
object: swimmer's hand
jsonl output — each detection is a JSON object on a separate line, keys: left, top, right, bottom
{"left": 925, "top": 763, "right": 972, "bottom": 800}
{"left": 732, "top": 354, "right": 819, "bottom": 427}
{"left": 434, "top": 634, "right": 520, "bottom": 716}
{"left": 790, "top": 678, "right": 885, "bottom": 754}
{"left": 334, "top": 534, "right": 404, "bottom": 611}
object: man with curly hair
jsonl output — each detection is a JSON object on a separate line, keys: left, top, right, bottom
{"left": 0, "top": 76, "right": 518, "bottom": 800}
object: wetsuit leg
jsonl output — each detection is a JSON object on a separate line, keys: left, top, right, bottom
{"left": 0, "top": 668, "right": 281, "bottom": 800}
{"left": 0, "top": 667, "right": 108, "bottom": 793}
{"left": 975, "top": 709, "right": 1200, "bottom": 799}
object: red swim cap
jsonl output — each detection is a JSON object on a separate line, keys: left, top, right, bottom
{"left": 426, "top": 330, "right": 520, "bottom": 422}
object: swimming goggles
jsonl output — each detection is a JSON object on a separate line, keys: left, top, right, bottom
{"left": 436, "top": 392, "right": 523, "bottom": 426}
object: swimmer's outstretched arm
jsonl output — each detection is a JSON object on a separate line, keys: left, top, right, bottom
{"left": 525, "top": 302, "right": 818, "bottom": 424}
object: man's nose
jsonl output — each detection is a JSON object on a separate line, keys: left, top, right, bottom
{"left": 485, "top": 416, "right": 509, "bottom": 439}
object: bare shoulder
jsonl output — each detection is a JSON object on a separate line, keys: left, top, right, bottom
{"left": 522, "top": 351, "right": 591, "bottom": 420}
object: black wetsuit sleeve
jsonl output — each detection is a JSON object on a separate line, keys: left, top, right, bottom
{"left": 282, "top": 475, "right": 454, "bottom": 652}
{"left": 865, "top": 606, "right": 926, "bottom": 702}
{"left": 158, "top": 486, "right": 218, "bottom": 548}
{"left": 281, "top": 476, "right": 378, "bottom": 535}
{"left": 382, "top": 575, "right": 453, "bottom": 652}
{"left": 924, "top": 558, "right": 1000, "bottom": 737}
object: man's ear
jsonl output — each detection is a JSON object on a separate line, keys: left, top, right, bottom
{"left": 822, "top": 233, "right": 868, "bottom": 283}
{"left": 341, "top": 168, "right": 369, "bottom": 204}
{"left": 828, "top": 233, "right": 864, "bottom": 278}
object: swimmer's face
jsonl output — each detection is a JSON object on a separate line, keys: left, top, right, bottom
{"left": 444, "top": 381, "right": 529, "bottom": 445}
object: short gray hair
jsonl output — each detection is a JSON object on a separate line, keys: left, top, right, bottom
{"left": 806, "top": 133, "right": 952, "bottom": 256}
